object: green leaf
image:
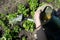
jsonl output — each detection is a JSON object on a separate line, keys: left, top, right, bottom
{"left": 23, "top": 20, "right": 35, "bottom": 32}
{"left": 46, "top": 0, "right": 53, "bottom": 2}
{"left": 22, "top": 36, "right": 26, "bottom": 40}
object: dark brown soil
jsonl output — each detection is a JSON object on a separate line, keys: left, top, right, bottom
{"left": 0, "top": 0, "right": 59, "bottom": 14}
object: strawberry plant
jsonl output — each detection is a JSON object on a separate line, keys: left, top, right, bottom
{"left": 0, "top": 20, "right": 12, "bottom": 40}
{"left": 28, "top": 0, "right": 38, "bottom": 17}
{"left": 17, "top": 4, "right": 29, "bottom": 17}
{"left": 22, "top": 36, "right": 27, "bottom": 40}
{"left": 23, "top": 20, "right": 35, "bottom": 32}
{"left": 46, "top": 0, "right": 53, "bottom": 2}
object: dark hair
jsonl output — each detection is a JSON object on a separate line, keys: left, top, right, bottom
{"left": 52, "top": 8, "right": 60, "bottom": 18}
{"left": 57, "top": 8, "right": 60, "bottom": 17}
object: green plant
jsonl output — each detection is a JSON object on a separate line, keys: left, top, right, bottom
{"left": 0, "top": 36, "right": 6, "bottom": 40}
{"left": 28, "top": 0, "right": 38, "bottom": 17}
{"left": 29, "top": 0, "right": 38, "bottom": 10}
{"left": 13, "top": 25, "right": 20, "bottom": 33}
{"left": 0, "top": 20, "right": 12, "bottom": 40}
{"left": 23, "top": 20, "right": 35, "bottom": 32}
{"left": 0, "top": 14, "right": 6, "bottom": 21}
{"left": 6, "top": 13, "right": 17, "bottom": 25}
{"left": 46, "top": 0, "right": 53, "bottom": 2}
{"left": 22, "top": 36, "right": 27, "bottom": 40}
{"left": 17, "top": 4, "right": 29, "bottom": 17}
{"left": 54, "top": 0, "right": 60, "bottom": 8}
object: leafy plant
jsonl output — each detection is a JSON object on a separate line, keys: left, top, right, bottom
{"left": 0, "top": 20, "right": 12, "bottom": 40}
{"left": 46, "top": 0, "right": 53, "bottom": 2}
{"left": 28, "top": 0, "right": 38, "bottom": 10}
{"left": 28, "top": 0, "right": 38, "bottom": 17}
{"left": 22, "top": 36, "right": 27, "bottom": 40}
{"left": 17, "top": 4, "right": 29, "bottom": 17}
{"left": 23, "top": 20, "right": 35, "bottom": 32}
{"left": 0, "top": 14, "right": 6, "bottom": 21}
{"left": 54, "top": 0, "right": 60, "bottom": 8}
{"left": 6, "top": 13, "right": 17, "bottom": 25}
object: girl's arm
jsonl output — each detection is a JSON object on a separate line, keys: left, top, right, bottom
{"left": 34, "top": 4, "right": 53, "bottom": 40}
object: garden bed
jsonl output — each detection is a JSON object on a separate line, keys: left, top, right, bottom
{"left": 0, "top": 0, "right": 60, "bottom": 40}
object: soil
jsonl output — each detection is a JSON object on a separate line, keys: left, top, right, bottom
{"left": 0, "top": 0, "right": 59, "bottom": 14}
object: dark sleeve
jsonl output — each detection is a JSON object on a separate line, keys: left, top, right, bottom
{"left": 36, "top": 27, "right": 47, "bottom": 40}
